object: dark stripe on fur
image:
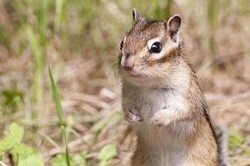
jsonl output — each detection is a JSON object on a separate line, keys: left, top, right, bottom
{"left": 202, "top": 104, "right": 228, "bottom": 166}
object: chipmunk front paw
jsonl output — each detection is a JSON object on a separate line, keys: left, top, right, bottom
{"left": 125, "top": 107, "right": 143, "bottom": 123}
{"left": 150, "top": 109, "right": 172, "bottom": 126}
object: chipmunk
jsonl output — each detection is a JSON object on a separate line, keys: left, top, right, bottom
{"left": 118, "top": 9, "right": 228, "bottom": 166}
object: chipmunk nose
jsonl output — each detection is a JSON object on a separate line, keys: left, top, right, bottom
{"left": 122, "top": 60, "right": 134, "bottom": 71}
{"left": 121, "top": 54, "right": 134, "bottom": 71}
{"left": 123, "top": 63, "right": 133, "bottom": 71}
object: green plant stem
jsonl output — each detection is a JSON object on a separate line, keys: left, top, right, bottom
{"left": 49, "top": 68, "right": 71, "bottom": 166}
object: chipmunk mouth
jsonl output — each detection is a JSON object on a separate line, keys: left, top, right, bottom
{"left": 128, "top": 71, "right": 141, "bottom": 77}
{"left": 122, "top": 69, "right": 141, "bottom": 77}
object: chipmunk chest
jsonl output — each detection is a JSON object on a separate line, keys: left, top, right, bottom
{"left": 138, "top": 89, "right": 171, "bottom": 119}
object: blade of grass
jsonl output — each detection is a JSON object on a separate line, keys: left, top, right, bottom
{"left": 25, "top": 25, "right": 44, "bottom": 110}
{"left": 55, "top": 0, "right": 67, "bottom": 31}
{"left": 49, "top": 67, "right": 71, "bottom": 166}
{"left": 38, "top": 0, "right": 49, "bottom": 47}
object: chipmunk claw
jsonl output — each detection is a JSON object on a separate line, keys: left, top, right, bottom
{"left": 125, "top": 107, "right": 143, "bottom": 123}
{"left": 150, "top": 110, "right": 171, "bottom": 126}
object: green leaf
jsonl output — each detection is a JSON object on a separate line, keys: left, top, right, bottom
{"left": 13, "top": 143, "right": 34, "bottom": 159}
{"left": 7, "top": 123, "right": 24, "bottom": 144}
{"left": 51, "top": 154, "right": 68, "bottom": 166}
{"left": 12, "top": 142, "right": 44, "bottom": 166}
{"left": 98, "top": 144, "right": 117, "bottom": 166}
{"left": 72, "top": 152, "right": 86, "bottom": 166}
{"left": 0, "top": 124, "right": 44, "bottom": 166}
{"left": 0, "top": 123, "right": 24, "bottom": 154}
{"left": 18, "top": 153, "right": 44, "bottom": 166}
{"left": 13, "top": 144, "right": 44, "bottom": 166}
{"left": 51, "top": 152, "right": 87, "bottom": 166}
{"left": 229, "top": 127, "right": 244, "bottom": 149}
{"left": 1, "top": 89, "right": 23, "bottom": 109}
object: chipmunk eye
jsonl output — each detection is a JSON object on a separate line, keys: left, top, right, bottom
{"left": 150, "top": 42, "right": 162, "bottom": 53}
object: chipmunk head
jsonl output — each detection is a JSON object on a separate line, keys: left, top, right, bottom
{"left": 119, "top": 9, "right": 182, "bottom": 87}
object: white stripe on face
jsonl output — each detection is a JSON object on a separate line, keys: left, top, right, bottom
{"left": 147, "top": 37, "right": 162, "bottom": 50}
{"left": 147, "top": 37, "right": 178, "bottom": 61}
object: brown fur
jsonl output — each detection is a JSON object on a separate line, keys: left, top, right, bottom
{"left": 119, "top": 11, "right": 227, "bottom": 166}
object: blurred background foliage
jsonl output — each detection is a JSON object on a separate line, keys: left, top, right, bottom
{"left": 0, "top": 0, "right": 250, "bottom": 165}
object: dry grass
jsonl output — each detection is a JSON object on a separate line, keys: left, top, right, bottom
{"left": 0, "top": 0, "right": 250, "bottom": 165}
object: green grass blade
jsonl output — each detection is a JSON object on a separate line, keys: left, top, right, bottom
{"left": 55, "top": 0, "right": 67, "bottom": 31}
{"left": 48, "top": 68, "right": 63, "bottom": 124}
{"left": 26, "top": 26, "right": 44, "bottom": 105}
{"left": 38, "top": 0, "right": 49, "bottom": 46}
{"left": 49, "top": 67, "right": 71, "bottom": 166}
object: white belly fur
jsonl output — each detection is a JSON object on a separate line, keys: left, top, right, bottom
{"left": 127, "top": 88, "right": 196, "bottom": 166}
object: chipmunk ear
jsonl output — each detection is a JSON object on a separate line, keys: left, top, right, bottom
{"left": 132, "top": 8, "right": 142, "bottom": 21}
{"left": 166, "top": 14, "right": 181, "bottom": 41}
